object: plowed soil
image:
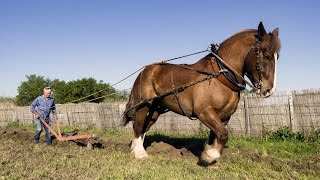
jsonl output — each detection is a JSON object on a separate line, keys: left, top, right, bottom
{"left": 1, "top": 126, "right": 319, "bottom": 178}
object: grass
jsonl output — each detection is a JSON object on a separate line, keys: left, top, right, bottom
{"left": 0, "top": 125, "right": 319, "bottom": 180}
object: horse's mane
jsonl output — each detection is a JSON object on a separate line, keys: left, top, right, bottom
{"left": 221, "top": 28, "right": 281, "bottom": 54}
{"left": 221, "top": 29, "right": 256, "bottom": 45}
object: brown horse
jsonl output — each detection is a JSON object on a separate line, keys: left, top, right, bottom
{"left": 122, "top": 22, "right": 281, "bottom": 166}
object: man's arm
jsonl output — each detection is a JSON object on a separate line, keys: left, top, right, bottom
{"left": 30, "top": 97, "right": 40, "bottom": 118}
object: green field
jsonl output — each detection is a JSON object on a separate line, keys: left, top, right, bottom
{"left": 0, "top": 125, "right": 319, "bottom": 180}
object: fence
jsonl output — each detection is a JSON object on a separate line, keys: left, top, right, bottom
{"left": 1, "top": 89, "right": 320, "bottom": 136}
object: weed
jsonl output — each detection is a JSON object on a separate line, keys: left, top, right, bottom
{"left": 306, "top": 128, "right": 320, "bottom": 142}
{"left": 6, "top": 121, "right": 20, "bottom": 128}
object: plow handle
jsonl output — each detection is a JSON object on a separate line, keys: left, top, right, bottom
{"left": 40, "top": 118, "right": 94, "bottom": 142}
{"left": 39, "top": 118, "right": 62, "bottom": 141}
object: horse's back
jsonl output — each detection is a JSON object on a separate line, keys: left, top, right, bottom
{"left": 129, "top": 63, "right": 196, "bottom": 109}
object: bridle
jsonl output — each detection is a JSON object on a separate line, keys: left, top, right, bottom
{"left": 246, "top": 37, "right": 263, "bottom": 90}
{"left": 210, "top": 36, "right": 263, "bottom": 92}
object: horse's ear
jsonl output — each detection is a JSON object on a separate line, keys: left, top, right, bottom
{"left": 257, "top": 22, "right": 267, "bottom": 39}
{"left": 272, "top": 28, "right": 279, "bottom": 37}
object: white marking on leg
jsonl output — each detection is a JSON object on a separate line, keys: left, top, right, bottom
{"left": 201, "top": 143, "right": 220, "bottom": 164}
{"left": 269, "top": 52, "right": 278, "bottom": 95}
{"left": 131, "top": 133, "right": 148, "bottom": 159}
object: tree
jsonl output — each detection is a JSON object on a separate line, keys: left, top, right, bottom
{"left": 104, "top": 89, "right": 130, "bottom": 102}
{"left": 15, "top": 74, "right": 128, "bottom": 106}
{"left": 50, "top": 79, "right": 68, "bottom": 104}
{"left": 16, "top": 74, "right": 51, "bottom": 106}
{"left": 66, "top": 78, "right": 116, "bottom": 103}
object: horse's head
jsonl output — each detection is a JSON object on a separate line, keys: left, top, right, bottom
{"left": 245, "top": 22, "right": 281, "bottom": 97}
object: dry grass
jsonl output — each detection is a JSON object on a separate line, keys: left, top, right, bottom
{"left": 0, "top": 126, "right": 319, "bottom": 179}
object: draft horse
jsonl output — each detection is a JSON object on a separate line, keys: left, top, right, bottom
{"left": 122, "top": 22, "right": 281, "bottom": 166}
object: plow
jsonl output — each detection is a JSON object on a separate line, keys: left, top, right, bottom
{"left": 40, "top": 118, "right": 97, "bottom": 148}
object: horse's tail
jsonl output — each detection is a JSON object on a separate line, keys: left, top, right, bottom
{"left": 121, "top": 92, "right": 135, "bottom": 126}
{"left": 121, "top": 69, "right": 146, "bottom": 126}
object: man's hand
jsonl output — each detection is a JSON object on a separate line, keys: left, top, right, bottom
{"left": 34, "top": 113, "right": 40, "bottom": 119}
{"left": 52, "top": 114, "right": 58, "bottom": 122}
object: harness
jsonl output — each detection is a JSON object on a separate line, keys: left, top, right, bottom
{"left": 125, "top": 38, "right": 263, "bottom": 117}
{"left": 210, "top": 38, "right": 263, "bottom": 92}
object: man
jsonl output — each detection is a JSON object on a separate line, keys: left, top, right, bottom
{"left": 30, "top": 87, "right": 57, "bottom": 145}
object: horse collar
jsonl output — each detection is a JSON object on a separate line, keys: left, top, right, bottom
{"left": 211, "top": 57, "right": 246, "bottom": 91}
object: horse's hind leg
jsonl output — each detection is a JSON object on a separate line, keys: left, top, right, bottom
{"left": 131, "top": 106, "right": 149, "bottom": 159}
{"left": 131, "top": 106, "right": 160, "bottom": 159}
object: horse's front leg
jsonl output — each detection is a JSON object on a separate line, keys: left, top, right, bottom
{"left": 198, "top": 111, "right": 228, "bottom": 166}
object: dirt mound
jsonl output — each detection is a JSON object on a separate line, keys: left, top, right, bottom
{"left": 1, "top": 127, "right": 33, "bottom": 143}
{"left": 146, "top": 141, "right": 198, "bottom": 161}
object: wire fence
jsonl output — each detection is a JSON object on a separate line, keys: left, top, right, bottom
{"left": 1, "top": 89, "right": 320, "bottom": 137}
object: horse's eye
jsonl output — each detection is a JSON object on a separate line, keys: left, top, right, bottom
{"left": 264, "top": 55, "right": 271, "bottom": 60}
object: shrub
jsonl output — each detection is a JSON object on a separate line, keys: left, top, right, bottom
{"left": 266, "top": 126, "right": 296, "bottom": 141}
{"left": 266, "top": 126, "right": 320, "bottom": 142}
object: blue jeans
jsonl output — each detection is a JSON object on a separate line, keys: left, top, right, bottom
{"left": 34, "top": 118, "right": 52, "bottom": 145}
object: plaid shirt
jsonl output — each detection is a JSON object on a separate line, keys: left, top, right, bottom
{"left": 30, "top": 95, "right": 57, "bottom": 120}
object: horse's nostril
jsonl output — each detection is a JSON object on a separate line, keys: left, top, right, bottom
{"left": 263, "top": 89, "right": 271, "bottom": 97}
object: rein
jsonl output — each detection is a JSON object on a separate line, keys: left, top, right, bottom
{"left": 152, "top": 40, "right": 262, "bottom": 92}
{"left": 124, "top": 39, "right": 263, "bottom": 116}
{"left": 75, "top": 37, "right": 262, "bottom": 105}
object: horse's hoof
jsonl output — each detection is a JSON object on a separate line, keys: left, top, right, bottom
{"left": 87, "top": 142, "right": 93, "bottom": 149}
{"left": 131, "top": 150, "right": 149, "bottom": 159}
{"left": 210, "top": 162, "right": 220, "bottom": 169}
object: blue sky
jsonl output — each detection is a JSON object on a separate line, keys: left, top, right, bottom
{"left": 1, "top": 0, "right": 320, "bottom": 97}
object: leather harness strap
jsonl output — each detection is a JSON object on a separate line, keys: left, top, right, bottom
{"left": 170, "top": 66, "right": 196, "bottom": 120}
{"left": 211, "top": 57, "right": 246, "bottom": 92}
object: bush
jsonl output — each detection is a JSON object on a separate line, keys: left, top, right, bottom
{"left": 266, "top": 126, "right": 320, "bottom": 142}
{"left": 266, "top": 126, "right": 296, "bottom": 141}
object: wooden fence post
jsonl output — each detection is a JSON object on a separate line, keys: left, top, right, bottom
{"left": 244, "top": 96, "right": 251, "bottom": 136}
{"left": 288, "top": 94, "right": 297, "bottom": 132}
